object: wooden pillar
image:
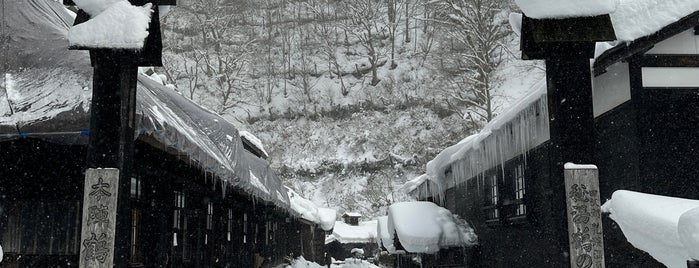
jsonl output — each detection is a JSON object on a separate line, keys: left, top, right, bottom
{"left": 519, "top": 14, "right": 616, "bottom": 265}
{"left": 87, "top": 50, "right": 139, "bottom": 267}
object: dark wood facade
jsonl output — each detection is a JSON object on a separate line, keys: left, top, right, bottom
{"left": 0, "top": 138, "right": 328, "bottom": 268}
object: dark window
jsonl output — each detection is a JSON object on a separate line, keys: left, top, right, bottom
{"left": 1, "top": 201, "right": 81, "bottom": 255}
{"left": 206, "top": 203, "right": 213, "bottom": 230}
{"left": 243, "top": 213, "right": 248, "bottom": 244}
{"left": 130, "top": 177, "right": 142, "bottom": 199}
{"left": 130, "top": 208, "right": 143, "bottom": 264}
{"left": 513, "top": 164, "right": 527, "bottom": 217}
{"left": 227, "top": 209, "right": 233, "bottom": 242}
{"left": 173, "top": 191, "right": 185, "bottom": 229}
{"left": 484, "top": 174, "right": 499, "bottom": 221}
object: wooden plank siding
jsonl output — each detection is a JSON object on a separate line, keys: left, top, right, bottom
{"left": 0, "top": 138, "right": 323, "bottom": 268}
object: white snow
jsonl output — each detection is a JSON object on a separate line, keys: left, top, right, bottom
{"left": 249, "top": 171, "right": 270, "bottom": 195}
{"left": 69, "top": 1, "right": 153, "bottom": 49}
{"left": 387, "top": 202, "right": 477, "bottom": 254}
{"left": 287, "top": 187, "right": 337, "bottom": 231}
{"left": 72, "top": 0, "right": 122, "bottom": 17}
{"left": 330, "top": 220, "right": 378, "bottom": 244}
{"left": 350, "top": 248, "right": 364, "bottom": 256}
{"left": 274, "top": 256, "right": 379, "bottom": 268}
{"left": 601, "top": 190, "right": 699, "bottom": 268}
{"left": 679, "top": 207, "right": 699, "bottom": 261}
{"left": 610, "top": 0, "right": 699, "bottom": 42}
{"left": 239, "top": 130, "right": 270, "bottom": 158}
{"left": 0, "top": 244, "right": 3, "bottom": 264}
{"left": 515, "top": 0, "right": 619, "bottom": 19}
{"left": 564, "top": 163, "right": 598, "bottom": 170}
{"left": 376, "top": 216, "right": 395, "bottom": 253}
{"left": 344, "top": 212, "right": 362, "bottom": 218}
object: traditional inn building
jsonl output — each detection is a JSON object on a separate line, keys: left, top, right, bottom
{"left": 408, "top": 3, "right": 699, "bottom": 268}
{"left": 0, "top": 1, "right": 330, "bottom": 267}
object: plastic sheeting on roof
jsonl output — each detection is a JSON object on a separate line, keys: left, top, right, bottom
{"left": 0, "top": 0, "right": 290, "bottom": 209}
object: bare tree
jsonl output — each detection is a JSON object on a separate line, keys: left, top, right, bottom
{"left": 341, "top": 0, "right": 386, "bottom": 86}
{"left": 431, "top": 0, "right": 511, "bottom": 122}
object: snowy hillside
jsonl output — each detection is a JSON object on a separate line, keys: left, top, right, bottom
{"left": 159, "top": 0, "right": 543, "bottom": 218}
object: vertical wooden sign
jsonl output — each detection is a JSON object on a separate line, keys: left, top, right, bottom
{"left": 564, "top": 163, "right": 605, "bottom": 268}
{"left": 80, "top": 168, "right": 120, "bottom": 268}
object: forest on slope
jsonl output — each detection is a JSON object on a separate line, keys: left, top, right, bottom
{"left": 159, "top": 0, "right": 544, "bottom": 217}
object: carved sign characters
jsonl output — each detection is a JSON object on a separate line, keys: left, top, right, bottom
{"left": 79, "top": 168, "right": 120, "bottom": 268}
{"left": 565, "top": 164, "right": 605, "bottom": 268}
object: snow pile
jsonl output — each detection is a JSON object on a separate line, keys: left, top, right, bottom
{"left": 330, "top": 220, "right": 378, "bottom": 244}
{"left": 240, "top": 131, "right": 270, "bottom": 158}
{"left": 376, "top": 216, "right": 395, "bottom": 253}
{"left": 515, "top": 0, "right": 619, "bottom": 19}
{"left": 610, "top": 0, "right": 699, "bottom": 41}
{"left": 679, "top": 207, "right": 699, "bottom": 261}
{"left": 287, "top": 187, "right": 336, "bottom": 231}
{"left": 69, "top": 1, "right": 153, "bottom": 49}
{"left": 274, "top": 256, "right": 379, "bottom": 268}
{"left": 387, "top": 202, "right": 477, "bottom": 254}
{"left": 601, "top": 190, "right": 699, "bottom": 268}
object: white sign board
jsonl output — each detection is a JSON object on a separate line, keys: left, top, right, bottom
{"left": 79, "top": 168, "right": 120, "bottom": 268}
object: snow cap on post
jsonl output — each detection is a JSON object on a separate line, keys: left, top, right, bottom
{"left": 515, "top": 0, "right": 620, "bottom": 19}
{"left": 68, "top": 1, "right": 153, "bottom": 50}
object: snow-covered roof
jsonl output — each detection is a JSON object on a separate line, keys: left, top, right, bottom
{"left": 415, "top": 80, "right": 548, "bottom": 199}
{"left": 286, "top": 186, "right": 336, "bottom": 231}
{"left": 515, "top": 0, "right": 618, "bottom": 19}
{"left": 610, "top": 0, "right": 699, "bottom": 42}
{"left": 602, "top": 190, "right": 699, "bottom": 268}
{"left": 387, "top": 202, "right": 477, "bottom": 254}
{"left": 0, "top": 0, "right": 290, "bottom": 209}
{"left": 239, "top": 130, "right": 269, "bottom": 159}
{"left": 516, "top": 0, "right": 699, "bottom": 43}
{"left": 69, "top": 1, "right": 153, "bottom": 49}
{"left": 329, "top": 220, "right": 378, "bottom": 244}
{"left": 343, "top": 212, "right": 362, "bottom": 218}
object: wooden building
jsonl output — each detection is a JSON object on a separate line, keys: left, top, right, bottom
{"left": 409, "top": 5, "right": 699, "bottom": 268}
{"left": 0, "top": 1, "right": 327, "bottom": 267}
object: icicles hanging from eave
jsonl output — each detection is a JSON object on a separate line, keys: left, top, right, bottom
{"left": 449, "top": 92, "right": 550, "bottom": 188}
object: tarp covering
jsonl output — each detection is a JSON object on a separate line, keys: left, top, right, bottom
{"left": 0, "top": 0, "right": 289, "bottom": 208}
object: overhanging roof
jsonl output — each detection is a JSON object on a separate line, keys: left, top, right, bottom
{"left": 0, "top": 0, "right": 289, "bottom": 209}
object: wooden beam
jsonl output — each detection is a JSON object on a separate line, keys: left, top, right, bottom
{"left": 641, "top": 54, "right": 699, "bottom": 67}
{"left": 594, "top": 11, "right": 699, "bottom": 76}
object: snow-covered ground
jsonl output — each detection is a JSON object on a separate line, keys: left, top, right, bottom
{"left": 275, "top": 256, "right": 379, "bottom": 268}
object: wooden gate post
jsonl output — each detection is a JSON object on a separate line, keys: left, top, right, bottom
{"left": 564, "top": 163, "right": 604, "bottom": 268}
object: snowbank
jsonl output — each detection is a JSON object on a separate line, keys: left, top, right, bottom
{"left": 331, "top": 220, "right": 378, "bottom": 244}
{"left": 387, "top": 202, "right": 477, "bottom": 254}
{"left": 601, "top": 190, "right": 699, "bottom": 268}
{"left": 69, "top": 1, "right": 153, "bottom": 49}
{"left": 287, "top": 187, "right": 336, "bottom": 231}
{"left": 515, "top": 0, "right": 619, "bottom": 19}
